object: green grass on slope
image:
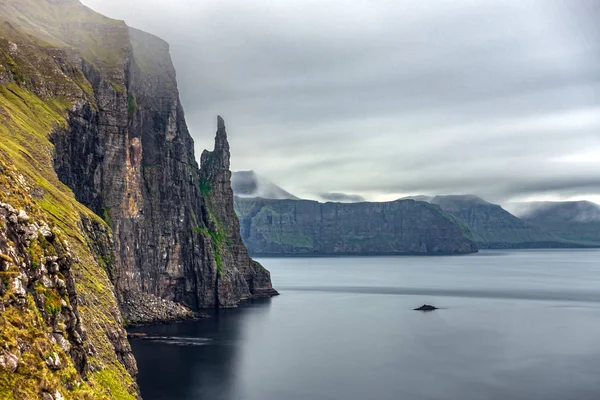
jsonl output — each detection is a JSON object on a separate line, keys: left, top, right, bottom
{"left": 0, "top": 0, "right": 130, "bottom": 75}
{"left": 0, "top": 67, "right": 136, "bottom": 400}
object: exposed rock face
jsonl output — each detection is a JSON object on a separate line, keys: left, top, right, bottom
{"left": 429, "top": 195, "right": 584, "bottom": 249}
{"left": 0, "top": 0, "right": 275, "bottom": 396}
{"left": 120, "top": 292, "right": 195, "bottom": 325}
{"left": 0, "top": 2, "right": 139, "bottom": 394}
{"left": 513, "top": 201, "right": 600, "bottom": 246}
{"left": 48, "top": 17, "right": 277, "bottom": 314}
{"left": 0, "top": 163, "right": 137, "bottom": 398}
{"left": 235, "top": 197, "right": 477, "bottom": 255}
{"left": 0, "top": 203, "right": 89, "bottom": 374}
{"left": 199, "top": 118, "right": 279, "bottom": 305}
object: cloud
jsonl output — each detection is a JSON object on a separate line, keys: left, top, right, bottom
{"left": 319, "top": 193, "right": 366, "bottom": 203}
{"left": 81, "top": 0, "right": 600, "bottom": 204}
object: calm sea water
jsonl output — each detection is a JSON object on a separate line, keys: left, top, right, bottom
{"left": 129, "top": 250, "right": 600, "bottom": 400}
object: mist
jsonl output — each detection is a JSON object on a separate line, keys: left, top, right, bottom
{"left": 80, "top": 0, "right": 600, "bottom": 204}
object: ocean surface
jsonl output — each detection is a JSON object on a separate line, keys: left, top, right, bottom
{"left": 129, "top": 250, "right": 600, "bottom": 400}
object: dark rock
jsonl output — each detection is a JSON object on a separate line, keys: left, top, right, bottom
{"left": 414, "top": 304, "right": 438, "bottom": 311}
{"left": 199, "top": 117, "right": 279, "bottom": 307}
{"left": 121, "top": 292, "right": 194, "bottom": 325}
{"left": 0, "top": 1, "right": 273, "bottom": 396}
{"left": 52, "top": 28, "right": 277, "bottom": 318}
{"left": 234, "top": 197, "right": 478, "bottom": 255}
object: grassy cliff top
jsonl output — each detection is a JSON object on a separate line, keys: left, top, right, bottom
{"left": 0, "top": 0, "right": 131, "bottom": 73}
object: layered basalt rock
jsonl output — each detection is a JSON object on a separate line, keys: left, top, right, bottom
{"left": 0, "top": 0, "right": 276, "bottom": 397}
{"left": 41, "top": 9, "right": 277, "bottom": 315}
{"left": 235, "top": 197, "right": 478, "bottom": 255}
{"left": 199, "top": 117, "right": 278, "bottom": 306}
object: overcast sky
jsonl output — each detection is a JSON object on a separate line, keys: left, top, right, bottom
{"left": 81, "top": 0, "right": 600, "bottom": 204}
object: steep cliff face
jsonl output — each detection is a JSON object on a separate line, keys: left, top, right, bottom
{"left": 430, "top": 195, "right": 582, "bottom": 249}
{"left": 9, "top": 0, "right": 276, "bottom": 319}
{"left": 235, "top": 197, "right": 477, "bottom": 255}
{"left": 52, "top": 26, "right": 276, "bottom": 316}
{"left": 0, "top": 0, "right": 276, "bottom": 396}
{"left": 0, "top": 10, "right": 137, "bottom": 398}
{"left": 199, "top": 118, "right": 278, "bottom": 306}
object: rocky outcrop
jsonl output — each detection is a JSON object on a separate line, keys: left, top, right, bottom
{"left": 429, "top": 195, "right": 585, "bottom": 249}
{"left": 0, "top": 4, "right": 139, "bottom": 394}
{"left": 0, "top": 161, "right": 137, "bottom": 398}
{"left": 120, "top": 292, "right": 195, "bottom": 325}
{"left": 234, "top": 197, "right": 477, "bottom": 255}
{"left": 414, "top": 304, "right": 438, "bottom": 311}
{"left": 0, "top": 0, "right": 275, "bottom": 397}
{"left": 40, "top": 6, "right": 276, "bottom": 315}
{"left": 199, "top": 118, "right": 278, "bottom": 305}
{"left": 0, "top": 202, "right": 88, "bottom": 374}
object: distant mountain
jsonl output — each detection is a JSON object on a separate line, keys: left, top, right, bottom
{"left": 512, "top": 201, "right": 600, "bottom": 222}
{"left": 232, "top": 171, "right": 299, "bottom": 200}
{"left": 513, "top": 201, "right": 600, "bottom": 246}
{"left": 428, "top": 195, "right": 580, "bottom": 249}
{"left": 234, "top": 197, "right": 477, "bottom": 255}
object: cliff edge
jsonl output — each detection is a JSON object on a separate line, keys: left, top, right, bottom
{"left": 235, "top": 197, "right": 478, "bottom": 255}
{"left": 0, "top": 0, "right": 276, "bottom": 397}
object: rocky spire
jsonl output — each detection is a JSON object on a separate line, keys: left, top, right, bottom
{"left": 202, "top": 115, "right": 230, "bottom": 173}
{"left": 198, "top": 116, "right": 278, "bottom": 306}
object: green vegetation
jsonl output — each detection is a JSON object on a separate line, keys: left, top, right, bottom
{"left": 93, "top": 365, "right": 137, "bottom": 400}
{"left": 199, "top": 179, "right": 211, "bottom": 197}
{"left": 112, "top": 84, "right": 125, "bottom": 94}
{"left": 346, "top": 235, "right": 398, "bottom": 246}
{"left": 34, "top": 283, "right": 62, "bottom": 315}
{"left": 266, "top": 231, "right": 314, "bottom": 248}
{"left": 432, "top": 204, "right": 475, "bottom": 241}
{"left": 2, "top": 50, "right": 24, "bottom": 84}
{"left": 102, "top": 207, "right": 112, "bottom": 226}
{"left": 26, "top": 239, "right": 44, "bottom": 269}
{"left": 0, "top": 299, "right": 84, "bottom": 399}
{"left": 1, "top": 0, "right": 130, "bottom": 75}
{"left": 194, "top": 227, "right": 226, "bottom": 274}
{"left": 127, "top": 92, "right": 138, "bottom": 114}
{"left": 0, "top": 17, "right": 138, "bottom": 398}
{"left": 449, "top": 215, "right": 475, "bottom": 241}
{"left": 253, "top": 207, "right": 314, "bottom": 248}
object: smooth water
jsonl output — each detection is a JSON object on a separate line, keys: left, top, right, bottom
{"left": 129, "top": 250, "right": 600, "bottom": 400}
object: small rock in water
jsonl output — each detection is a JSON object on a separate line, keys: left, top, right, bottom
{"left": 414, "top": 304, "right": 438, "bottom": 311}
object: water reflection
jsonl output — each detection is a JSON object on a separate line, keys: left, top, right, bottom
{"left": 129, "top": 298, "right": 273, "bottom": 400}
{"left": 129, "top": 251, "right": 600, "bottom": 400}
